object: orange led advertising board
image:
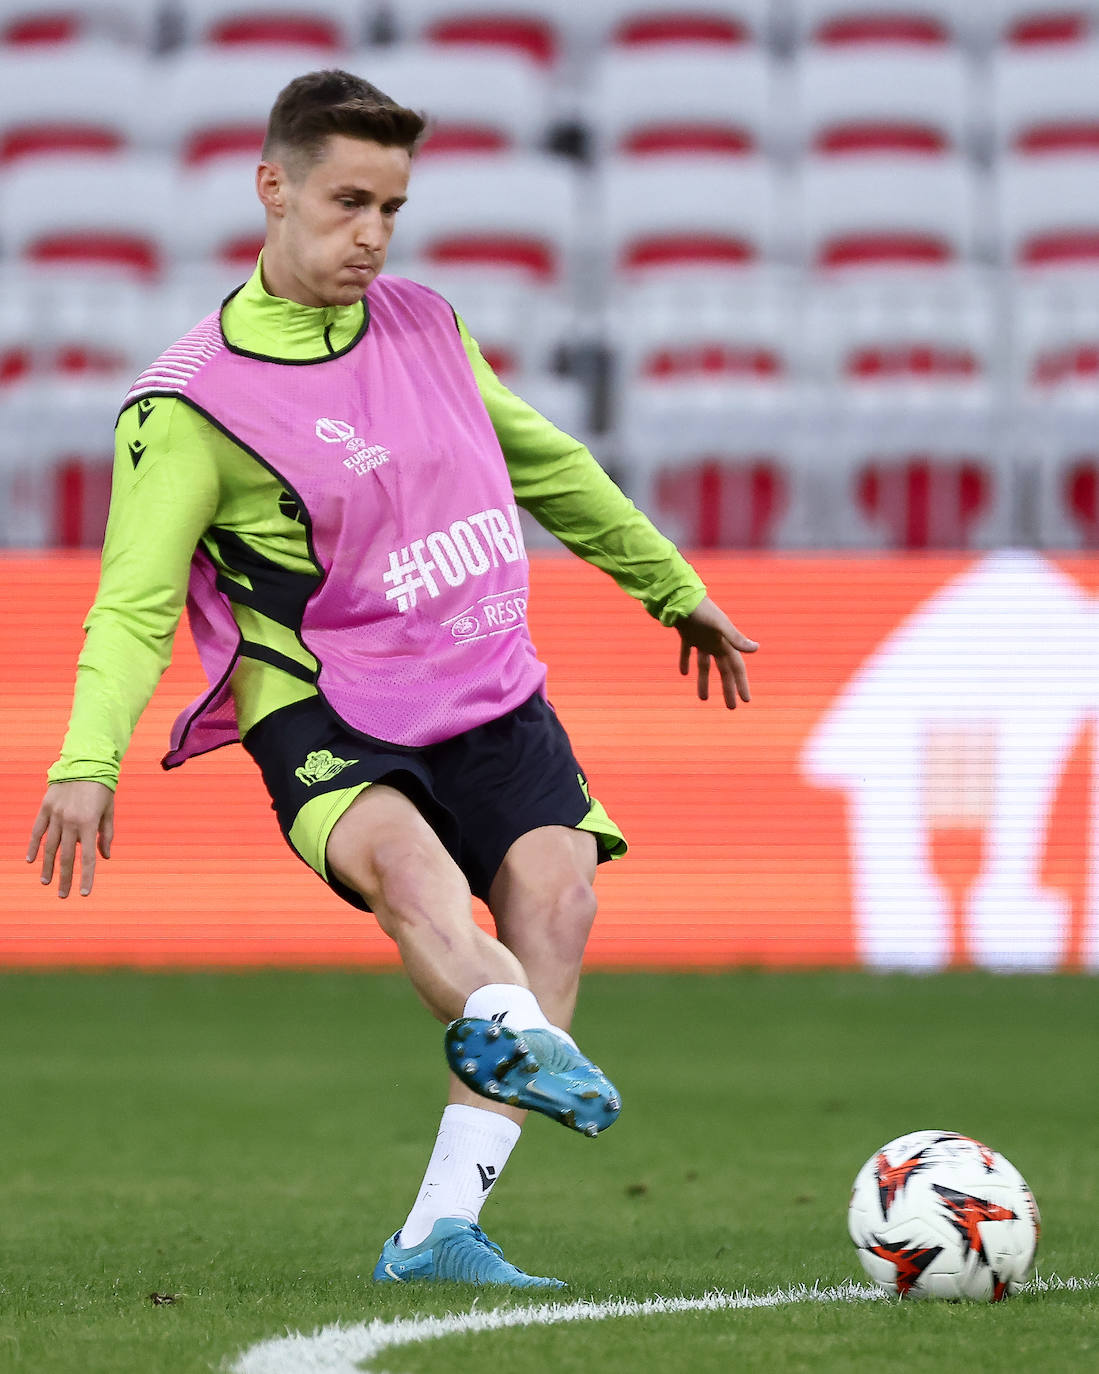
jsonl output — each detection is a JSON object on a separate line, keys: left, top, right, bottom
{"left": 2, "top": 553, "right": 1095, "bottom": 970}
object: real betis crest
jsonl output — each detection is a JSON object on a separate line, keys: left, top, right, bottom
{"left": 294, "top": 749, "right": 358, "bottom": 786}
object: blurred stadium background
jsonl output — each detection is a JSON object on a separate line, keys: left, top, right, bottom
{"left": 2, "top": 0, "right": 1099, "bottom": 550}
{"left": 1, "top": 0, "right": 1097, "bottom": 972}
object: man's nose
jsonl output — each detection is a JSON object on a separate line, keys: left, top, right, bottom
{"left": 356, "top": 208, "right": 386, "bottom": 249}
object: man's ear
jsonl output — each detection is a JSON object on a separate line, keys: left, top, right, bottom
{"left": 256, "top": 161, "right": 286, "bottom": 214}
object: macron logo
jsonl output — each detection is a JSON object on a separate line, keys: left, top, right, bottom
{"left": 315, "top": 417, "right": 355, "bottom": 444}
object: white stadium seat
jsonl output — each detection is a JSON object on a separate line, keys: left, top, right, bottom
{"left": 616, "top": 377, "right": 812, "bottom": 549}
{"left": 387, "top": 153, "right": 581, "bottom": 285}
{"left": 0, "top": 0, "right": 161, "bottom": 48}
{"left": 0, "top": 379, "right": 119, "bottom": 547}
{"left": 356, "top": 44, "right": 554, "bottom": 155}
{"left": 384, "top": 0, "right": 569, "bottom": 68}
{"left": 585, "top": 46, "right": 777, "bottom": 161}
{"left": 789, "top": 45, "right": 974, "bottom": 158}
{"left": 802, "top": 272, "right": 999, "bottom": 409}
{"left": 579, "top": 0, "right": 773, "bottom": 49}
{"left": 989, "top": 42, "right": 1099, "bottom": 155}
{"left": 608, "top": 271, "right": 800, "bottom": 401}
{"left": 597, "top": 155, "right": 785, "bottom": 283}
{"left": 816, "top": 408, "right": 1013, "bottom": 549}
{"left": 172, "top": 155, "right": 266, "bottom": 269}
{"left": 996, "top": 152, "right": 1099, "bottom": 269}
{"left": 983, "top": 0, "right": 1099, "bottom": 47}
{"left": 395, "top": 262, "right": 575, "bottom": 378}
{"left": 796, "top": 154, "right": 981, "bottom": 273}
{"left": 0, "top": 153, "right": 175, "bottom": 279}
{"left": 172, "top": 0, "right": 364, "bottom": 51}
{"left": 790, "top": 0, "right": 978, "bottom": 48}
{"left": 0, "top": 45, "right": 149, "bottom": 164}
{"left": 147, "top": 48, "right": 326, "bottom": 164}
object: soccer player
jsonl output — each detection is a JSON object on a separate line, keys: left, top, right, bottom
{"left": 26, "top": 71, "right": 757, "bottom": 1288}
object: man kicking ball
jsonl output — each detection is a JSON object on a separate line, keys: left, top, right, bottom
{"left": 27, "top": 70, "right": 757, "bottom": 1288}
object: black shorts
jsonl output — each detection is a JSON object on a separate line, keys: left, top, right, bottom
{"left": 241, "top": 692, "right": 627, "bottom": 910}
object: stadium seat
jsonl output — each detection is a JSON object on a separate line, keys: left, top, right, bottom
{"left": 1010, "top": 273, "right": 1099, "bottom": 399}
{"left": 796, "top": 154, "right": 981, "bottom": 273}
{"left": 985, "top": 0, "right": 1099, "bottom": 47}
{"left": 385, "top": 0, "right": 570, "bottom": 68}
{"left": 585, "top": 46, "right": 777, "bottom": 161}
{"left": 0, "top": 379, "right": 118, "bottom": 548}
{"left": 617, "top": 378, "right": 811, "bottom": 548}
{"left": 172, "top": 156, "right": 267, "bottom": 269}
{"left": 0, "top": 46, "right": 149, "bottom": 163}
{"left": 1033, "top": 430, "right": 1099, "bottom": 546}
{"left": 803, "top": 272, "right": 997, "bottom": 409}
{"left": 597, "top": 156, "right": 784, "bottom": 284}
{"left": 396, "top": 262, "right": 574, "bottom": 377}
{"left": 0, "top": 268, "right": 151, "bottom": 388}
{"left": 0, "top": 154, "right": 175, "bottom": 279}
{"left": 581, "top": 0, "right": 772, "bottom": 49}
{"left": 996, "top": 152, "right": 1099, "bottom": 269}
{"left": 359, "top": 44, "right": 554, "bottom": 155}
{"left": 172, "top": 0, "right": 363, "bottom": 50}
{"left": 822, "top": 409, "right": 1011, "bottom": 549}
{"left": 789, "top": 46, "right": 974, "bottom": 158}
{"left": 0, "top": 0, "right": 160, "bottom": 48}
{"left": 148, "top": 48, "right": 325, "bottom": 164}
{"left": 609, "top": 270, "right": 799, "bottom": 401}
{"left": 386, "top": 153, "right": 581, "bottom": 285}
{"left": 990, "top": 43, "right": 1099, "bottom": 155}
{"left": 790, "top": 0, "right": 977, "bottom": 48}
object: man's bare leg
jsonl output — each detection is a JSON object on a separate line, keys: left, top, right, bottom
{"left": 325, "top": 783, "right": 529, "bottom": 1021}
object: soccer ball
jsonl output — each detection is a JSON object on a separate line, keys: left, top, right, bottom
{"left": 848, "top": 1129, "right": 1040, "bottom": 1301}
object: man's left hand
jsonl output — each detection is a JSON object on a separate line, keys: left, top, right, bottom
{"left": 675, "top": 597, "right": 758, "bottom": 708}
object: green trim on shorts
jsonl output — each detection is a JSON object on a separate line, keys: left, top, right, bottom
{"left": 287, "top": 780, "right": 627, "bottom": 884}
{"left": 288, "top": 779, "right": 374, "bottom": 879}
{"left": 576, "top": 796, "right": 629, "bottom": 861}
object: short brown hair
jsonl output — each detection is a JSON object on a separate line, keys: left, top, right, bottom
{"left": 262, "top": 69, "right": 426, "bottom": 173}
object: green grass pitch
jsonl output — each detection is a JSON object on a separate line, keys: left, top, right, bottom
{"left": 0, "top": 969, "right": 1095, "bottom": 1373}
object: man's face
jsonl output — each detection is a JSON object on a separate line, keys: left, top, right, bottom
{"left": 260, "top": 134, "right": 411, "bottom": 308}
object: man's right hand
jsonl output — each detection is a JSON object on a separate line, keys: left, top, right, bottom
{"left": 27, "top": 781, "right": 115, "bottom": 898}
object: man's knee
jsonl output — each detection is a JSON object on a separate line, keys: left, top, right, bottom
{"left": 326, "top": 788, "right": 467, "bottom": 917}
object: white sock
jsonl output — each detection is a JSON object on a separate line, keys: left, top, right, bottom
{"left": 397, "top": 1103, "right": 521, "bottom": 1248}
{"left": 462, "top": 983, "right": 578, "bottom": 1052}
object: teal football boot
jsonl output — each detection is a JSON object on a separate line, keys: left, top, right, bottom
{"left": 444, "top": 1019, "right": 621, "bottom": 1136}
{"left": 373, "top": 1217, "right": 566, "bottom": 1287}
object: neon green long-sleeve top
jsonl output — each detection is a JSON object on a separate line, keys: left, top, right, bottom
{"left": 48, "top": 262, "right": 706, "bottom": 788}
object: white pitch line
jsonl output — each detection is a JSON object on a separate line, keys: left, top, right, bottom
{"left": 226, "top": 1273, "right": 1098, "bottom": 1374}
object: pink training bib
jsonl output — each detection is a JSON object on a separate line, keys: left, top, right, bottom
{"left": 121, "top": 275, "right": 547, "bottom": 763}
